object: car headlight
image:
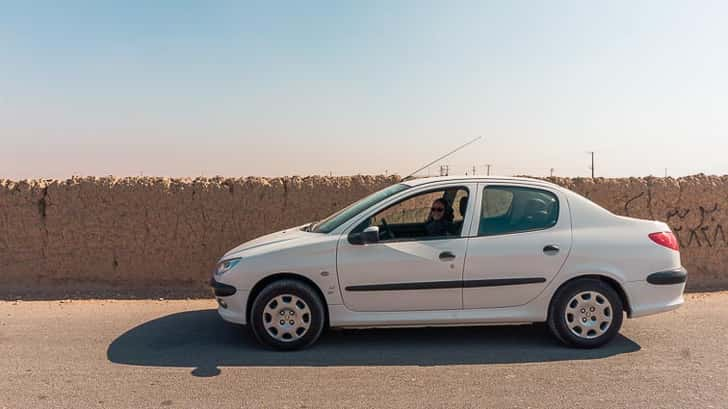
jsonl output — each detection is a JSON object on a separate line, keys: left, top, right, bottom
{"left": 215, "top": 258, "right": 242, "bottom": 276}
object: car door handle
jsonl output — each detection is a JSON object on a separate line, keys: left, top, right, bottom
{"left": 543, "top": 244, "right": 560, "bottom": 254}
{"left": 439, "top": 251, "right": 456, "bottom": 261}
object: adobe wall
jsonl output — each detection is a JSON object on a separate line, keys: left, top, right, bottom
{"left": 0, "top": 175, "right": 725, "bottom": 296}
{"left": 552, "top": 175, "right": 728, "bottom": 290}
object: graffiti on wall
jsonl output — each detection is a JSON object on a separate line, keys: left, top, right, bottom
{"left": 666, "top": 204, "right": 726, "bottom": 248}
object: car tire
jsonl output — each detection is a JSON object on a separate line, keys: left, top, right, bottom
{"left": 249, "top": 279, "right": 326, "bottom": 350}
{"left": 547, "top": 278, "right": 623, "bottom": 348}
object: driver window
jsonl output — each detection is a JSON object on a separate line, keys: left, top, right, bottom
{"left": 359, "top": 187, "right": 469, "bottom": 241}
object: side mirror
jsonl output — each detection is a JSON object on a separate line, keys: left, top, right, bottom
{"left": 361, "top": 226, "right": 379, "bottom": 244}
{"left": 348, "top": 226, "right": 380, "bottom": 245}
{"left": 361, "top": 226, "right": 380, "bottom": 244}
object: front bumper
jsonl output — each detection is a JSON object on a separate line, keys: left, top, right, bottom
{"left": 210, "top": 277, "right": 249, "bottom": 325}
{"left": 210, "top": 278, "right": 237, "bottom": 297}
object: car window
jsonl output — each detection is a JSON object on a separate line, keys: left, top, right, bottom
{"left": 479, "top": 186, "right": 558, "bottom": 236}
{"left": 482, "top": 188, "right": 513, "bottom": 218}
{"left": 355, "top": 187, "right": 469, "bottom": 241}
{"left": 372, "top": 191, "right": 441, "bottom": 225}
{"left": 312, "top": 184, "right": 410, "bottom": 233}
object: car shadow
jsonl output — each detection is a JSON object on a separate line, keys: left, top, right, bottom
{"left": 107, "top": 309, "right": 641, "bottom": 377}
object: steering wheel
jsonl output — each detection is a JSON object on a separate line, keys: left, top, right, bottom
{"left": 380, "top": 219, "right": 396, "bottom": 240}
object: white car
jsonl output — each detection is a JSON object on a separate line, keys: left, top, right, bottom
{"left": 210, "top": 176, "right": 686, "bottom": 350}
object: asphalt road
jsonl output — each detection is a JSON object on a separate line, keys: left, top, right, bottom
{"left": 1, "top": 292, "right": 727, "bottom": 409}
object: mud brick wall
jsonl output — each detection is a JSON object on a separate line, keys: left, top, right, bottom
{"left": 0, "top": 174, "right": 726, "bottom": 293}
{"left": 0, "top": 176, "right": 397, "bottom": 293}
{"left": 552, "top": 175, "right": 728, "bottom": 290}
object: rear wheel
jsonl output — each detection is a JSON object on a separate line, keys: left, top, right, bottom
{"left": 249, "top": 279, "right": 325, "bottom": 350}
{"left": 548, "top": 278, "right": 623, "bottom": 348}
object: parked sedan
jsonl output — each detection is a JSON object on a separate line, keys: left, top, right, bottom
{"left": 210, "top": 176, "right": 686, "bottom": 350}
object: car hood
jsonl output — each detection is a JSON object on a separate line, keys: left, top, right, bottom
{"left": 223, "top": 224, "right": 313, "bottom": 258}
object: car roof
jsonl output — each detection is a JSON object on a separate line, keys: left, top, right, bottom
{"left": 401, "top": 175, "right": 564, "bottom": 190}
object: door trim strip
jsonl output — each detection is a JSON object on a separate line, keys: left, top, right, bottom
{"left": 345, "top": 277, "right": 546, "bottom": 292}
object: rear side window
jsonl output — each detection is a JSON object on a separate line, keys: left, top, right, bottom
{"left": 479, "top": 186, "right": 559, "bottom": 236}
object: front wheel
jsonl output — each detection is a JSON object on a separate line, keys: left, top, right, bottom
{"left": 547, "top": 278, "right": 623, "bottom": 348}
{"left": 249, "top": 279, "right": 326, "bottom": 350}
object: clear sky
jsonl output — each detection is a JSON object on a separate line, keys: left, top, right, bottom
{"left": 1, "top": 1, "right": 726, "bottom": 180}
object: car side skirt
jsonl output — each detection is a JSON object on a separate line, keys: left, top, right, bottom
{"left": 328, "top": 304, "right": 546, "bottom": 328}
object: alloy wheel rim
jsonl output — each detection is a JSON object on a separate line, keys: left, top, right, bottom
{"left": 263, "top": 294, "right": 312, "bottom": 342}
{"left": 564, "top": 291, "right": 613, "bottom": 339}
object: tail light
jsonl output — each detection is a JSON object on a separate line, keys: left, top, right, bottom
{"left": 649, "top": 232, "right": 679, "bottom": 251}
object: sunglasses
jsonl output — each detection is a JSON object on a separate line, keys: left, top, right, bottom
{"left": 431, "top": 207, "right": 445, "bottom": 212}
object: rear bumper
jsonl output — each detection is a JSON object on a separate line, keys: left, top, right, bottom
{"left": 626, "top": 268, "right": 687, "bottom": 318}
{"left": 646, "top": 267, "right": 687, "bottom": 285}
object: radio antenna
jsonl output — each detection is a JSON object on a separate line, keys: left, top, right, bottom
{"left": 402, "top": 136, "right": 483, "bottom": 181}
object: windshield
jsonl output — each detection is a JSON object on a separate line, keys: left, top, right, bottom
{"left": 311, "top": 183, "right": 410, "bottom": 233}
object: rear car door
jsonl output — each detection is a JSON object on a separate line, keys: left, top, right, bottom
{"left": 462, "top": 183, "right": 572, "bottom": 309}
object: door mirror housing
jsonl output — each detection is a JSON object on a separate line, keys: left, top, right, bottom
{"left": 349, "top": 225, "right": 380, "bottom": 245}
{"left": 361, "top": 226, "right": 380, "bottom": 243}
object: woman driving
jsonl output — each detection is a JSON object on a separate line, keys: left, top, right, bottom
{"left": 424, "top": 198, "right": 454, "bottom": 236}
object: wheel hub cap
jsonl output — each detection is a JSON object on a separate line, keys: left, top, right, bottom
{"left": 564, "top": 291, "right": 613, "bottom": 339}
{"left": 263, "top": 294, "right": 311, "bottom": 342}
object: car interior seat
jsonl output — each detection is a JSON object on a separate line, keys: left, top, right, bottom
{"left": 520, "top": 197, "right": 549, "bottom": 229}
{"left": 449, "top": 195, "right": 469, "bottom": 234}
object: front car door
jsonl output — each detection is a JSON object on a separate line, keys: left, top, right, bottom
{"left": 462, "top": 182, "right": 572, "bottom": 309}
{"left": 336, "top": 183, "right": 476, "bottom": 312}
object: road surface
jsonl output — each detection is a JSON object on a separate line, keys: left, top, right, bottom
{"left": 1, "top": 292, "right": 727, "bottom": 408}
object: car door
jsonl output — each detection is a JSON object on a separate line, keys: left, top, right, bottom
{"left": 336, "top": 184, "right": 476, "bottom": 312}
{"left": 462, "top": 183, "right": 572, "bottom": 309}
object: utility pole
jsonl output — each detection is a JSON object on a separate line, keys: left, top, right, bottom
{"left": 587, "top": 151, "right": 595, "bottom": 178}
{"left": 485, "top": 164, "right": 492, "bottom": 176}
{"left": 472, "top": 165, "right": 477, "bottom": 176}
{"left": 664, "top": 168, "right": 668, "bottom": 178}
{"left": 550, "top": 168, "right": 555, "bottom": 178}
